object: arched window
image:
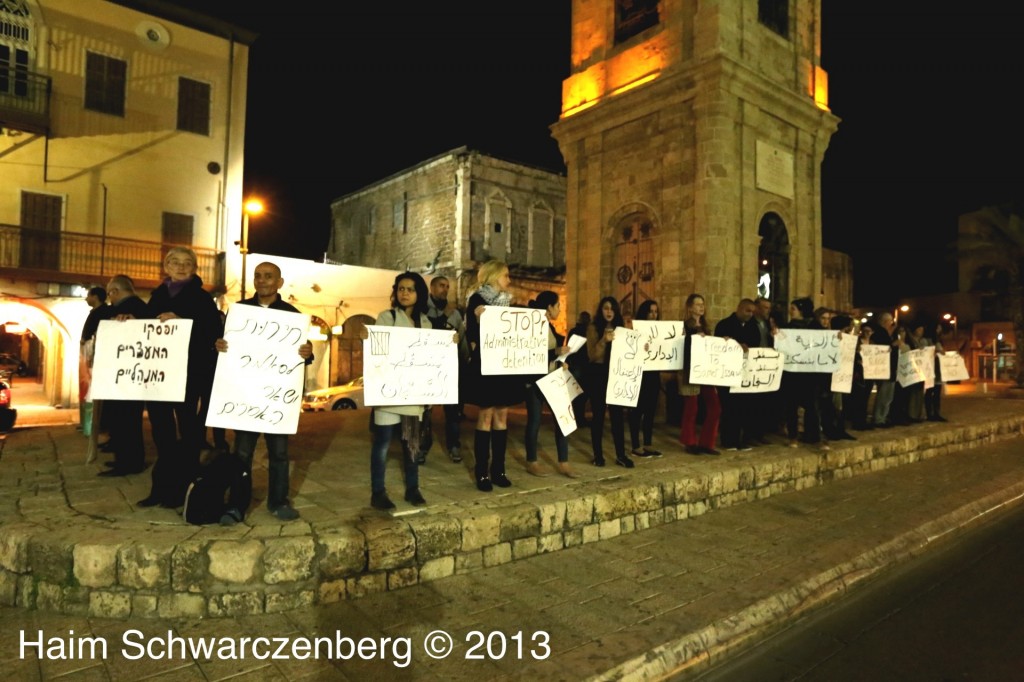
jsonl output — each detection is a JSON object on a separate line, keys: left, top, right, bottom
{"left": 758, "top": 213, "right": 790, "bottom": 318}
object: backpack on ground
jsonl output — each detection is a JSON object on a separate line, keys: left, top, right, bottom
{"left": 183, "top": 451, "right": 252, "bottom": 525}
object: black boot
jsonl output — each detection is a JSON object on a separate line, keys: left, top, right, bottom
{"left": 490, "top": 429, "right": 511, "bottom": 487}
{"left": 474, "top": 430, "right": 492, "bottom": 492}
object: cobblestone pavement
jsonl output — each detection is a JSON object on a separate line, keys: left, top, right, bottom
{"left": 1, "top": 381, "right": 1022, "bottom": 680}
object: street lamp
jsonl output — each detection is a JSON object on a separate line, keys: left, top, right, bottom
{"left": 240, "top": 198, "right": 264, "bottom": 300}
{"left": 942, "top": 313, "right": 958, "bottom": 341}
{"left": 894, "top": 304, "right": 910, "bottom": 324}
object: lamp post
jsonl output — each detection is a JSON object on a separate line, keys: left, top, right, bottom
{"left": 239, "top": 198, "right": 264, "bottom": 300}
{"left": 942, "top": 313, "right": 958, "bottom": 342}
{"left": 894, "top": 304, "right": 910, "bottom": 324}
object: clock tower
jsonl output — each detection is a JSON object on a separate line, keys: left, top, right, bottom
{"left": 552, "top": 0, "right": 838, "bottom": 320}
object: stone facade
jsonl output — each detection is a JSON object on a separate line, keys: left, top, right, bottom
{"left": 328, "top": 147, "right": 567, "bottom": 307}
{"left": 552, "top": 0, "right": 840, "bottom": 322}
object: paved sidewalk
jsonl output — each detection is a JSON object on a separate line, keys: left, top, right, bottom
{"left": 4, "top": 423, "right": 1024, "bottom": 681}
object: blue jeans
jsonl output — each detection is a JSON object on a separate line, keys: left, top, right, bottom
{"left": 234, "top": 430, "right": 290, "bottom": 510}
{"left": 873, "top": 380, "right": 895, "bottom": 426}
{"left": 524, "top": 383, "right": 568, "bottom": 463}
{"left": 370, "top": 423, "right": 419, "bottom": 494}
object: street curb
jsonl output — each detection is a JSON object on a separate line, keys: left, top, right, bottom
{"left": 596, "top": 475, "right": 1024, "bottom": 681}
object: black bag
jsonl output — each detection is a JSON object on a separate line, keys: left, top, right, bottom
{"left": 182, "top": 452, "right": 252, "bottom": 525}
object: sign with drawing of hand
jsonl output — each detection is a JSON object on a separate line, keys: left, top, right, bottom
{"left": 207, "top": 305, "right": 308, "bottom": 434}
{"left": 363, "top": 325, "right": 458, "bottom": 406}
{"left": 606, "top": 326, "right": 645, "bottom": 407}
{"left": 631, "top": 320, "right": 686, "bottom": 371}
{"left": 91, "top": 318, "right": 192, "bottom": 402}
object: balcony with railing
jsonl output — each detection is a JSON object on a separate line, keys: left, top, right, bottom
{"left": 0, "top": 69, "right": 51, "bottom": 135}
{"left": 0, "top": 224, "right": 225, "bottom": 290}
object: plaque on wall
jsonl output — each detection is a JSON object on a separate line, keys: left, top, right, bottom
{"left": 755, "top": 140, "right": 795, "bottom": 200}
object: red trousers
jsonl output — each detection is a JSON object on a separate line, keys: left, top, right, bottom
{"left": 679, "top": 385, "right": 721, "bottom": 449}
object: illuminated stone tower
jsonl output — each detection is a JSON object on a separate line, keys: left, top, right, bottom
{"left": 551, "top": 0, "right": 838, "bottom": 320}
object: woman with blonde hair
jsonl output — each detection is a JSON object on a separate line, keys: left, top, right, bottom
{"left": 463, "top": 260, "right": 525, "bottom": 491}
{"left": 678, "top": 293, "right": 721, "bottom": 456}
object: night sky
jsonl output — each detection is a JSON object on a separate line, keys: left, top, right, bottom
{"left": 165, "top": 2, "right": 1024, "bottom": 307}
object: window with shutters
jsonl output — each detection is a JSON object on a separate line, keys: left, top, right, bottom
{"left": 85, "top": 51, "right": 126, "bottom": 116}
{"left": 177, "top": 77, "right": 210, "bottom": 135}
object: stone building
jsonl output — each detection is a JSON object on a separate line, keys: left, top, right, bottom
{"left": 551, "top": 0, "right": 840, "bottom": 322}
{"left": 328, "top": 147, "right": 568, "bottom": 319}
{"left": 0, "top": 0, "right": 252, "bottom": 406}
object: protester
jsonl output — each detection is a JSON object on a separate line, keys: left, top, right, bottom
{"left": 678, "top": 293, "right": 721, "bottom": 455}
{"left": 868, "top": 312, "right": 899, "bottom": 429}
{"left": 714, "top": 298, "right": 760, "bottom": 451}
{"left": 587, "top": 296, "right": 632, "bottom": 467}
{"left": 628, "top": 300, "right": 663, "bottom": 458}
{"left": 216, "top": 262, "right": 312, "bottom": 523}
{"left": 425, "top": 275, "right": 465, "bottom": 464}
{"left": 138, "top": 247, "right": 222, "bottom": 509}
{"left": 782, "top": 297, "right": 826, "bottom": 450}
{"left": 566, "top": 311, "right": 591, "bottom": 426}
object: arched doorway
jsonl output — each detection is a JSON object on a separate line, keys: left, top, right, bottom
{"left": 758, "top": 213, "right": 790, "bottom": 321}
{"left": 613, "top": 211, "right": 657, "bottom": 318}
{"left": 0, "top": 299, "right": 77, "bottom": 408}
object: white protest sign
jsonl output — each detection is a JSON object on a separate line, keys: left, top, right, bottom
{"left": 774, "top": 329, "right": 842, "bottom": 373}
{"left": 206, "top": 305, "right": 308, "bottom": 434}
{"left": 733, "top": 347, "right": 785, "bottom": 393}
{"left": 688, "top": 335, "right": 744, "bottom": 387}
{"left": 555, "top": 333, "right": 587, "bottom": 365}
{"left": 536, "top": 366, "right": 579, "bottom": 436}
{"left": 860, "top": 344, "right": 892, "bottom": 380}
{"left": 938, "top": 352, "right": 970, "bottom": 382}
{"left": 897, "top": 349, "right": 926, "bottom": 387}
{"left": 363, "top": 326, "right": 459, "bottom": 406}
{"left": 830, "top": 333, "right": 859, "bottom": 394}
{"left": 91, "top": 318, "right": 192, "bottom": 401}
{"left": 921, "top": 346, "right": 936, "bottom": 389}
{"left": 632, "top": 320, "right": 686, "bottom": 371}
{"left": 606, "top": 326, "right": 644, "bottom": 407}
{"left": 479, "top": 307, "right": 548, "bottom": 375}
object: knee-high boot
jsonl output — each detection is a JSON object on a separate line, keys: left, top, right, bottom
{"left": 490, "top": 429, "right": 511, "bottom": 487}
{"left": 474, "top": 429, "right": 492, "bottom": 491}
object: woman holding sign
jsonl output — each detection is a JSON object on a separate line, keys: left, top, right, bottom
{"left": 523, "top": 291, "right": 577, "bottom": 478}
{"left": 678, "top": 293, "right": 722, "bottom": 455}
{"left": 586, "top": 296, "right": 633, "bottom": 468}
{"left": 464, "top": 260, "right": 525, "bottom": 491}
{"left": 628, "top": 299, "right": 663, "bottom": 459}
{"left": 368, "top": 272, "right": 431, "bottom": 510}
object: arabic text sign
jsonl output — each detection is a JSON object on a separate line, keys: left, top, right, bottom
{"left": 206, "top": 305, "right": 309, "bottom": 434}
{"left": 860, "top": 344, "right": 892, "bottom": 380}
{"left": 830, "top": 333, "right": 859, "bottom": 394}
{"left": 774, "top": 329, "right": 842, "bottom": 373}
{"left": 480, "top": 307, "right": 548, "bottom": 375}
{"left": 897, "top": 348, "right": 930, "bottom": 388}
{"left": 363, "top": 326, "right": 459, "bottom": 406}
{"left": 938, "top": 352, "right": 970, "bottom": 382}
{"left": 536, "top": 366, "right": 579, "bottom": 436}
{"left": 91, "top": 319, "right": 192, "bottom": 401}
{"left": 688, "top": 336, "right": 744, "bottom": 387}
{"left": 606, "top": 326, "right": 644, "bottom": 407}
{"left": 631, "top": 320, "right": 685, "bottom": 371}
{"left": 733, "top": 348, "right": 784, "bottom": 393}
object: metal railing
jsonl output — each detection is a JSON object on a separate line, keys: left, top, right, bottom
{"left": 0, "top": 69, "right": 51, "bottom": 134}
{"left": 0, "top": 224, "right": 225, "bottom": 287}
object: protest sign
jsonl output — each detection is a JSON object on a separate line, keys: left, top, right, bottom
{"left": 363, "top": 325, "right": 459, "bottom": 406}
{"left": 921, "top": 346, "right": 936, "bottom": 389}
{"left": 92, "top": 318, "right": 192, "bottom": 401}
{"left": 606, "top": 326, "right": 644, "bottom": 407}
{"left": 938, "top": 352, "right": 969, "bottom": 382}
{"left": 479, "top": 307, "right": 548, "bottom": 375}
{"left": 555, "top": 333, "right": 587, "bottom": 365}
{"left": 774, "top": 329, "right": 842, "bottom": 373}
{"left": 830, "top": 333, "right": 859, "bottom": 394}
{"left": 631, "top": 320, "right": 686, "bottom": 371}
{"left": 733, "top": 347, "right": 784, "bottom": 393}
{"left": 897, "top": 349, "right": 927, "bottom": 387}
{"left": 206, "top": 305, "right": 308, "bottom": 434}
{"left": 688, "top": 335, "right": 744, "bottom": 387}
{"left": 860, "top": 344, "right": 892, "bottom": 380}
{"left": 536, "top": 366, "right": 580, "bottom": 436}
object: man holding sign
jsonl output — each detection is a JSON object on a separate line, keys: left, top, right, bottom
{"left": 215, "top": 262, "right": 312, "bottom": 524}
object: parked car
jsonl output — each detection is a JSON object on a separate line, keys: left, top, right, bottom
{"left": 302, "top": 377, "right": 365, "bottom": 411}
{"left": 0, "top": 353, "right": 26, "bottom": 378}
{"left": 0, "top": 378, "right": 16, "bottom": 431}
